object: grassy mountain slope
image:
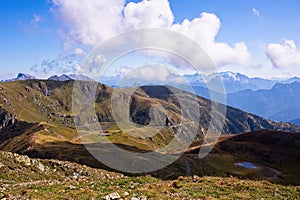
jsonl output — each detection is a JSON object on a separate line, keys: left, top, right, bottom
{"left": 0, "top": 80, "right": 299, "bottom": 134}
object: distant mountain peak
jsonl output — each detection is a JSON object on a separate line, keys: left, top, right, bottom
{"left": 48, "top": 74, "right": 92, "bottom": 81}
{"left": 4, "top": 73, "right": 36, "bottom": 82}
{"left": 273, "top": 81, "right": 300, "bottom": 89}
{"left": 218, "top": 71, "right": 249, "bottom": 80}
{"left": 286, "top": 76, "right": 300, "bottom": 82}
{"left": 16, "top": 73, "right": 36, "bottom": 79}
{"left": 48, "top": 74, "right": 72, "bottom": 81}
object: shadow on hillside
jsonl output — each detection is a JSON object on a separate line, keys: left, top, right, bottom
{"left": 23, "top": 140, "right": 201, "bottom": 179}
{"left": 0, "top": 121, "right": 39, "bottom": 144}
{"left": 20, "top": 130, "right": 300, "bottom": 185}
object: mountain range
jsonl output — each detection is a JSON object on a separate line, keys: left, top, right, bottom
{"left": 185, "top": 71, "right": 300, "bottom": 93}
{"left": 3, "top": 71, "right": 300, "bottom": 93}
{"left": 98, "top": 71, "right": 300, "bottom": 93}
{"left": 1, "top": 73, "right": 37, "bottom": 82}
{"left": 0, "top": 80, "right": 299, "bottom": 135}
{"left": 192, "top": 81, "right": 300, "bottom": 123}
{"left": 2, "top": 72, "right": 300, "bottom": 124}
{"left": 1, "top": 73, "right": 92, "bottom": 82}
{"left": 0, "top": 79, "right": 300, "bottom": 185}
{"left": 48, "top": 74, "right": 93, "bottom": 81}
{"left": 227, "top": 81, "right": 300, "bottom": 122}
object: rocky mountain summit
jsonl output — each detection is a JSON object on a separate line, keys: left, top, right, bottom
{"left": 3, "top": 73, "right": 37, "bottom": 82}
{"left": 48, "top": 74, "right": 93, "bottom": 81}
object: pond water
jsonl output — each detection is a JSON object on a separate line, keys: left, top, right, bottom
{"left": 236, "top": 162, "right": 257, "bottom": 169}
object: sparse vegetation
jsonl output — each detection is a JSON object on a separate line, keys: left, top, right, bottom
{"left": 0, "top": 151, "right": 299, "bottom": 200}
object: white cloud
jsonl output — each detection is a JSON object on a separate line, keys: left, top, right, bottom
{"left": 131, "top": 65, "right": 170, "bottom": 82}
{"left": 252, "top": 8, "right": 260, "bottom": 17}
{"left": 117, "top": 64, "right": 186, "bottom": 86}
{"left": 124, "top": 0, "right": 174, "bottom": 29}
{"left": 52, "top": 0, "right": 125, "bottom": 46}
{"left": 50, "top": 0, "right": 251, "bottom": 71}
{"left": 170, "top": 13, "right": 251, "bottom": 67}
{"left": 266, "top": 39, "right": 300, "bottom": 68}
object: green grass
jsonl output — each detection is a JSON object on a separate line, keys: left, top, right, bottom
{"left": 1, "top": 172, "right": 299, "bottom": 199}
{"left": 1, "top": 142, "right": 300, "bottom": 199}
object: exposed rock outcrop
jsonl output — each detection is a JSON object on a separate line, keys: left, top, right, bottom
{"left": 0, "top": 107, "right": 15, "bottom": 130}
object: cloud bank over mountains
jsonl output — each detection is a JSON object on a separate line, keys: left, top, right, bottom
{"left": 51, "top": 0, "right": 250, "bottom": 68}
{"left": 32, "top": 0, "right": 299, "bottom": 77}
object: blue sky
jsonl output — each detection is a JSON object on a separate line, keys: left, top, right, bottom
{"left": 1, "top": 0, "right": 300, "bottom": 79}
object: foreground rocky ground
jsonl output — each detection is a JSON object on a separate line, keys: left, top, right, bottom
{"left": 0, "top": 151, "right": 299, "bottom": 200}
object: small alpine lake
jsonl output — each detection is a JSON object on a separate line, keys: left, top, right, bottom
{"left": 236, "top": 162, "right": 258, "bottom": 169}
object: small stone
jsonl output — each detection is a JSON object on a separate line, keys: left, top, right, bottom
{"left": 37, "top": 163, "right": 45, "bottom": 172}
{"left": 106, "top": 174, "right": 111, "bottom": 179}
{"left": 123, "top": 192, "right": 129, "bottom": 196}
{"left": 0, "top": 162, "right": 4, "bottom": 168}
{"left": 103, "top": 192, "right": 121, "bottom": 200}
{"left": 130, "top": 197, "right": 140, "bottom": 200}
{"left": 68, "top": 185, "right": 76, "bottom": 190}
{"left": 193, "top": 175, "right": 201, "bottom": 182}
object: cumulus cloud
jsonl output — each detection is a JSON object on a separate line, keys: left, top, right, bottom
{"left": 170, "top": 13, "right": 251, "bottom": 67}
{"left": 49, "top": 0, "right": 251, "bottom": 73}
{"left": 124, "top": 0, "right": 174, "bottom": 29}
{"left": 252, "top": 8, "right": 260, "bottom": 17}
{"left": 51, "top": 0, "right": 125, "bottom": 46}
{"left": 131, "top": 65, "right": 170, "bottom": 82}
{"left": 266, "top": 39, "right": 300, "bottom": 68}
{"left": 117, "top": 64, "right": 186, "bottom": 86}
